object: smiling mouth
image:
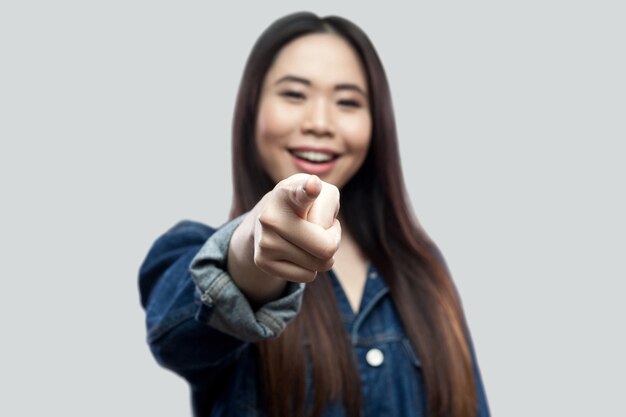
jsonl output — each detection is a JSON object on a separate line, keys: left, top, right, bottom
{"left": 288, "top": 149, "right": 339, "bottom": 163}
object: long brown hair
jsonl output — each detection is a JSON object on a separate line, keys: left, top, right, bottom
{"left": 229, "top": 12, "right": 477, "bottom": 417}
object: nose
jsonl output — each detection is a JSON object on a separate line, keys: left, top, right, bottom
{"left": 301, "top": 97, "right": 335, "bottom": 138}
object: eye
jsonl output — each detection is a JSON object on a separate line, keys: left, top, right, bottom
{"left": 280, "top": 90, "right": 305, "bottom": 100}
{"left": 337, "top": 99, "right": 361, "bottom": 108}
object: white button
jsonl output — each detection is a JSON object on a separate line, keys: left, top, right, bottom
{"left": 366, "top": 348, "right": 384, "bottom": 367}
{"left": 368, "top": 271, "right": 377, "bottom": 279}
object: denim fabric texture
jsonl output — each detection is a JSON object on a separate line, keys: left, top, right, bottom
{"left": 139, "top": 217, "right": 491, "bottom": 417}
{"left": 189, "top": 215, "right": 306, "bottom": 342}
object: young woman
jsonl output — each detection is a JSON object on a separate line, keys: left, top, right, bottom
{"left": 139, "top": 12, "right": 490, "bottom": 417}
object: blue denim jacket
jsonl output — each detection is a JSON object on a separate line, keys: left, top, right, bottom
{"left": 139, "top": 217, "right": 490, "bottom": 417}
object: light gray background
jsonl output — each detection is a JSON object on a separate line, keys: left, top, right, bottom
{"left": 1, "top": 1, "right": 624, "bottom": 416}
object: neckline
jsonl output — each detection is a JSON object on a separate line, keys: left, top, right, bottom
{"left": 328, "top": 263, "right": 387, "bottom": 328}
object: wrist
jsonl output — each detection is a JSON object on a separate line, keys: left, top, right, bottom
{"left": 227, "top": 213, "right": 288, "bottom": 306}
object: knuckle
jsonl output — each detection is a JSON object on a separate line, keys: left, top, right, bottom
{"left": 322, "top": 257, "right": 335, "bottom": 272}
{"left": 257, "top": 236, "right": 274, "bottom": 252}
{"left": 257, "top": 212, "right": 279, "bottom": 229}
{"left": 318, "top": 241, "right": 337, "bottom": 260}
{"left": 253, "top": 252, "right": 265, "bottom": 268}
{"left": 315, "top": 259, "right": 334, "bottom": 272}
{"left": 300, "top": 270, "right": 318, "bottom": 283}
{"left": 253, "top": 252, "right": 272, "bottom": 271}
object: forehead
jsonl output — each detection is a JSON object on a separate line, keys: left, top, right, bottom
{"left": 265, "top": 33, "right": 367, "bottom": 88}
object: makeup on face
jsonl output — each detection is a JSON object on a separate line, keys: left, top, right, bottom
{"left": 254, "top": 33, "right": 372, "bottom": 189}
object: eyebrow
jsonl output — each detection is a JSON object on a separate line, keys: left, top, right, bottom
{"left": 275, "top": 75, "right": 311, "bottom": 86}
{"left": 274, "top": 75, "right": 367, "bottom": 97}
{"left": 335, "top": 83, "right": 367, "bottom": 97}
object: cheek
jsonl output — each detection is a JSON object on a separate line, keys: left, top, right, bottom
{"left": 338, "top": 114, "right": 372, "bottom": 154}
{"left": 256, "top": 98, "right": 300, "bottom": 142}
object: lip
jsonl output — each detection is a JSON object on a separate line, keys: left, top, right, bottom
{"left": 289, "top": 149, "right": 340, "bottom": 176}
{"left": 291, "top": 155, "right": 338, "bottom": 176}
{"left": 288, "top": 146, "right": 341, "bottom": 157}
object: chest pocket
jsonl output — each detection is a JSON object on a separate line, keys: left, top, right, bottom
{"left": 339, "top": 279, "right": 428, "bottom": 416}
{"left": 352, "top": 336, "right": 427, "bottom": 417}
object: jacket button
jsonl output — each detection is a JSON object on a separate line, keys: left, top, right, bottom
{"left": 366, "top": 348, "right": 384, "bottom": 367}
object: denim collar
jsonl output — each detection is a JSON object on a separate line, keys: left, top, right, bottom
{"left": 328, "top": 263, "right": 389, "bottom": 343}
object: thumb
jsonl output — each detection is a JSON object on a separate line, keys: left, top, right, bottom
{"left": 288, "top": 174, "right": 321, "bottom": 219}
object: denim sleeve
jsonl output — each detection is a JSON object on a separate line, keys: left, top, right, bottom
{"left": 139, "top": 216, "right": 304, "bottom": 383}
{"left": 190, "top": 215, "right": 305, "bottom": 342}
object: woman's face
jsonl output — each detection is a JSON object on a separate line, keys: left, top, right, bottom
{"left": 255, "top": 33, "right": 372, "bottom": 189}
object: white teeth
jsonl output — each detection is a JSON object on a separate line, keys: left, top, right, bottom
{"left": 292, "top": 151, "right": 334, "bottom": 162}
